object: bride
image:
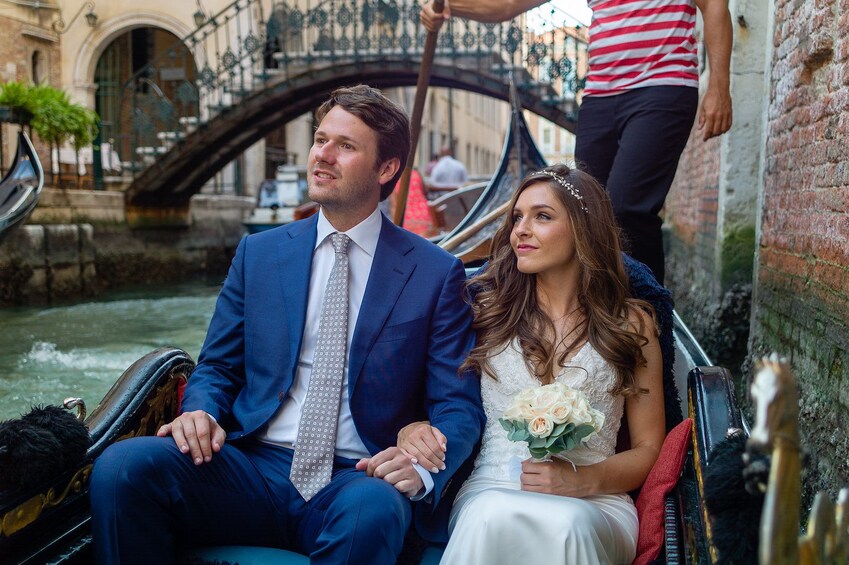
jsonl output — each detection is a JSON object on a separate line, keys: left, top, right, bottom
{"left": 400, "top": 164, "right": 665, "bottom": 564}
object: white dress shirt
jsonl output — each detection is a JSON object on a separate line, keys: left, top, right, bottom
{"left": 259, "top": 207, "right": 433, "bottom": 496}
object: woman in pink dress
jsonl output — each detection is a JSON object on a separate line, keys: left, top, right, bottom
{"left": 390, "top": 168, "right": 434, "bottom": 237}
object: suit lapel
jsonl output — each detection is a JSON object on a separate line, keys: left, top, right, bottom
{"left": 277, "top": 216, "right": 318, "bottom": 369}
{"left": 348, "top": 217, "right": 415, "bottom": 392}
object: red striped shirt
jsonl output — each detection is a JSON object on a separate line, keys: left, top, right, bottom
{"left": 584, "top": 0, "right": 699, "bottom": 96}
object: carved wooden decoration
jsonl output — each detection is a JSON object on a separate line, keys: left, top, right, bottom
{"left": 748, "top": 354, "right": 849, "bottom": 564}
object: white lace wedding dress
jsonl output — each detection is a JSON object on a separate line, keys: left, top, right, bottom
{"left": 440, "top": 339, "right": 638, "bottom": 565}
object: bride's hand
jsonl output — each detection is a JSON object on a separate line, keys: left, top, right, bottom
{"left": 397, "top": 421, "right": 447, "bottom": 473}
{"left": 520, "top": 458, "right": 598, "bottom": 497}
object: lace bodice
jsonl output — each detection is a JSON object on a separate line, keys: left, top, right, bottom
{"left": 472, "top": 339, "right": 625, "bottom": 481}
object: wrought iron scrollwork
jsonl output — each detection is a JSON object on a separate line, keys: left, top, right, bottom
{"left": 115, "top": 0, "right": 588, "bottom": 180}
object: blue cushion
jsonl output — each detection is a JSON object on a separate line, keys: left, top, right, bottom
{"left": 181, "top": 545, "right": 309, "bottom": 564}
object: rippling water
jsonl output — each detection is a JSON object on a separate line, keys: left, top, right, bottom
{"left": 0, "top": 281, "right": 221, "bottom": 420}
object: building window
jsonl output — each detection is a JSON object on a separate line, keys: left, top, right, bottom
{"left": 31, "top": 50, "right": 44, "bottom": 84}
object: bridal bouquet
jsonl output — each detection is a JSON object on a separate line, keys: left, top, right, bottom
{"left": 499, "top": 381, "right": 605, "bottom": 460}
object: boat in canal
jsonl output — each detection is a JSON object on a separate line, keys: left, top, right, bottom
{"left": 0, "top": 131, "right": 44, "bottom": 241}
{"left": 242, "top": 164, "right": 308, "bottom": 234}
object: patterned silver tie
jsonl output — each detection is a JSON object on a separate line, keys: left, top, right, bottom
{"left": 290, "top": 232, "right": 351, "bottom": 501}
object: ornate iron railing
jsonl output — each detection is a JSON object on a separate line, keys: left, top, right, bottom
{"left": 110, "top": 0, "right": 587, "bottom": 181}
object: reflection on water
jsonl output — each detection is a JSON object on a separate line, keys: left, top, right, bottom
{"left": 0, "top": 281, "right": 221, "bottom": 420}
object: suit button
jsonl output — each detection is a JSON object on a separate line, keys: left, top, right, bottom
{"left": 277, "top": 391, "right": 286, "bottom": 402}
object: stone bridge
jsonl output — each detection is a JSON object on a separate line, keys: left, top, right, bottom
{"left": 117, "top": 0, "right": 586, "bottom": 224}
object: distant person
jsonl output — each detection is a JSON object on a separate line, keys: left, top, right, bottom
{"left": 430, "top": 144, "right": 469, "bottom": 189}
{"left": 421, "top": 0, "right": 733, "bottom": 284}
{"left": 390, "top": 168, "right": 435, "bottom": 237}
{"left": 425, "top": 153, "right": 440, "bottom": 177}
{"left": 89, "top": 85, "right": 483, "bottom": 565}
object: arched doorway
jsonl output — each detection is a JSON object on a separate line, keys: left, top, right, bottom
{"left": 94, "top": 27, "right": 198, "bottom": 178}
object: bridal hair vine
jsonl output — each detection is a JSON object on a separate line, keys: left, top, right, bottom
{"left": 530, "top": 171, "right": 588, "bottom": 213}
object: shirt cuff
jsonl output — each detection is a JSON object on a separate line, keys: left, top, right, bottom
{"left": 410, "top": 462, "right": 434, "bottom": 501}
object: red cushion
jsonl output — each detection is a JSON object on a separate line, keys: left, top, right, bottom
{"left": 633, "top": 418, "right": 692, "bottom": 565}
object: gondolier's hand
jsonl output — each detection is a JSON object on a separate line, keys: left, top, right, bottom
{"left": 397, "top": 421, "right": 447, "bottom": 473}
{"left": 157, "top": 410, "right": 226, "bottom": 465}
{"left": 421, "top": 0, "right": 450, "bottom": 33}
{"left": 356, "top": 447, "right": 424, "bottom": 498}
{"left": 699, "top": 82, "right": 732, "bottom": 140}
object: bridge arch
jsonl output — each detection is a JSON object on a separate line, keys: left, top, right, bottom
{"left": 127, "top": 60, "right": 576, "bottom": 210}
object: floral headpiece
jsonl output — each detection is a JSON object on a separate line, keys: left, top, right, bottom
{"left": 529, "top": 170, "right": 588, "bottom": 213}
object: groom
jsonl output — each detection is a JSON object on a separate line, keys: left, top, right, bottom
{"left": 89, "top": 85, "right": 484, "bottom": 564}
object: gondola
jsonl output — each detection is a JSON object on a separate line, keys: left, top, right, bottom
{"left": 436, "top": 90, "right": 547, "bottom": 263}
{"left": 0, "top": 131, "right": 43, "bottom": 241}
{"left": 0, "top": 105, "right": 752, "bottom": 564}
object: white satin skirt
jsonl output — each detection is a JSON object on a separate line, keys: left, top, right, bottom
{"left": 440, "top": 475, "right": 638, "bottom": 565}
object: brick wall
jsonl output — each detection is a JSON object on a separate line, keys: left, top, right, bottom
{"left": 0, "top": 13, "right": 62, "bottom": 174}
{"left": 750, "top": 0, "right": 849, "bottom": 502}
{"left": 664, "top": 126, "right": 731, "bottom": 361}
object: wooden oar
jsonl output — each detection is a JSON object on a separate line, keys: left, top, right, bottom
{"left": 439, "top": 200, "right": 510, "bottom": 253}
{"left": 392, "top": 0, "right": 444, "bottom": 226}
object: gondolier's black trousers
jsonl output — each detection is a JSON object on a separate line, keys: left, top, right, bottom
{"left": 575, "top": 85, "right": 699, "bottom": 285}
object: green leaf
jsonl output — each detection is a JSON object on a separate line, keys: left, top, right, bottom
{"left": 530, "top": 437, "right": 547, "bottom": 449}
{"left": 545, "top": 434, "right": 559, "bottom": 448}
{"left": 573, "top": 424, "right": 595, "bottom": 442}
{"left": 552, "top": 422, "right": 567, "bottom": 436}
{"left": 499, "top": 418, "right": 513, "bottom": 432}
{"left": 529, "top": 447, "right": 548, "bottom": 459}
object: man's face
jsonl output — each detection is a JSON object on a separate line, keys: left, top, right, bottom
{"left": 307, "top": 106, "right": 397, "bottom": 220}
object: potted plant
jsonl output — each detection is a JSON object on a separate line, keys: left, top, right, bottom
{"left": 0, "top": 80, "right": 35, "bottom": 125}
{"left": 67, "top": 104, "right": 100, "bottom": 188}
{"left": 29, "top": 84, "right": 76, "bottom": 185}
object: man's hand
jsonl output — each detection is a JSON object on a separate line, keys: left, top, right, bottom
{"left": 157, "top": 410, "right": 226, "bottom": 466}
{"left": 420, "top": 1, "right": 450, "bottom": 33}
{"left": 698, "top": 82, "right": 732, "bottom": 141}
{"left": 397, "top": 421, "right": 446, "bottom": 474}
{"left": 356, "top": 447, "right": 424, "bottom": 498}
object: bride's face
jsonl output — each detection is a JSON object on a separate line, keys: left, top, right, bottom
{"left": 510, "top": 182, "right": 576, "bottom": 277}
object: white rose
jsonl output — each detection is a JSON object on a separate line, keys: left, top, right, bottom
{"left": 571, "top": 404, "right": 593, "bottom": 425}
{"left": 533, "top": 386, "right": 562, "bottom": 412}
{"left": 515, "top": 387, "right": 537, "bottom": 405}
{"left": 518, "top": 401, "right": 537, "bottom": 421}
{"left": 549, "top": 401, "right": 572, "bottom": 424}
{"left": 502, "top": 402, "right": 524, "bottom": 422}
{"left": 528, "top": 414, "right": 554, "bottom": 437}
{"left": 559, "top": 385, "right": 578, "bottom": 402}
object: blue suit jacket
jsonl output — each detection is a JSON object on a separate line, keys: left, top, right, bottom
{"left": 182, "top": 213, "right": 484, "bottom": 538}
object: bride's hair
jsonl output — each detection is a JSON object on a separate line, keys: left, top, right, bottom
{"left": 461, "top": 163, "right": 656, "bottom": 397}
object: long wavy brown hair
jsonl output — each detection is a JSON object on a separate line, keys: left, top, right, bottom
{"left": 461, "top": 164, "right": 656, "bottom": 397}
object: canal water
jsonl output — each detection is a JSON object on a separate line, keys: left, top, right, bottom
{"left": 0, "top": 281, "right": 222, "bottom": 420}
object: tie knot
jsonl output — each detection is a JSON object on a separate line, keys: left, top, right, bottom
{"left": 331, "top": 232, "right": 351, "bottom": 254}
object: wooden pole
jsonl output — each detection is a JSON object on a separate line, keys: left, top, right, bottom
{"left": 392, "top": 0, "right": 444, "bottom": 226}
